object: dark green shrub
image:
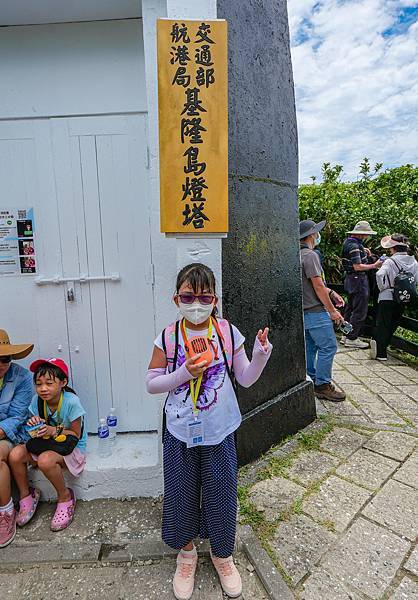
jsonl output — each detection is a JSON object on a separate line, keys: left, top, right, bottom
{"left": 298, "top": 160, "right": 418, "bottom": 283}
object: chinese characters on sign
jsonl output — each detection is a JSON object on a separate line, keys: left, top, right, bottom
{"left": 0, "top": 208, "right": 37, "bottom": 275}
{"left": 158, "top": 19, "right": 228, "bottom": 233}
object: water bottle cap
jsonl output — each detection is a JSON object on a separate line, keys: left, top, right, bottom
{"left": 99, "top": 418, "right": 106, "bottom": 424}
{"left": 110, "top": 407, "right": 116, "bottom": 412}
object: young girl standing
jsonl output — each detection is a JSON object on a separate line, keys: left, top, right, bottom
{"left": 146, "top": 263, "right": 272, "bottom": 600}
{"left": 9, "top": 358, "right": 87, "bottom": 533}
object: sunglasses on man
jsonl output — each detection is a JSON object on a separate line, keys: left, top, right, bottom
{"left": 0, "top": 356, "right": 11, "bottom": 364}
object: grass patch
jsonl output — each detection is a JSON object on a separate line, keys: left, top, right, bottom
{"left": 296, "top": 421, "right": 334, "bottom": 450}
{"left": 318, "top": 518, "right": 337, "bottom": 533}
{"left": 389, "top": 347, "right": 418, "bottom": 368}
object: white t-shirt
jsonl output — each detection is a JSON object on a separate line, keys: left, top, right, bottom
{"left": 154, "top": 324, "right": 245, "bottom": 446}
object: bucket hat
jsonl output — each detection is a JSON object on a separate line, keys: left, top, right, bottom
{"left": 299, "top": 219, "right": 326, "bottom": 240}
{"left": 0, "top": 329, "right": 34, "bottom": 360}
{"left": 30, "top": 358, "right": 69, "bottom": 379}
{"left": 346, "top": 221, "right": 377, "bottom": 235}
{"left": 380, "top": 235, "right": 409, "bottom": 249}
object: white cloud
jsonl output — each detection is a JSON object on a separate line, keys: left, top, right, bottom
{"left": 288, "top": 0, "right": 418, "bottom": 181}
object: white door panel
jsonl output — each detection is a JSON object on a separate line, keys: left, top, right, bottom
{"left": 0, "top": 115, "right": 155, "bottom": 432}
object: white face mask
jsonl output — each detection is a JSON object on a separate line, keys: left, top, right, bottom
{"left": 314, "top": 232, "right": 321, "bottom": 246}
{"left": 178, "top": 301, "right": 214, "bottom": 325}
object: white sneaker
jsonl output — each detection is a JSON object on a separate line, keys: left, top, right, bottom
{"left": 345, "top": 338, "right": 369, "bottom": 349}
{"left": 340, "top": 336, "right": 346, "bottom": 345}
{"left": 369, "top": 339, "right": 377, "bottom": 359}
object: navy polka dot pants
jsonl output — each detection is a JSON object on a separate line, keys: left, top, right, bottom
{"left": 162, "top": 429, "right": 238, "bottom": 558}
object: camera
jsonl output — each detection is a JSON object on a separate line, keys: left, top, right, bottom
{"left": 339, "top": 321, "right": 353, "bottom": 335}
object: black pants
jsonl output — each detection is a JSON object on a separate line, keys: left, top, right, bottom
{"left": 344, "top": 273, "right": 369, "bottom": 340}
{"left": 373, "top": 300, "right": 404, "bottom": 358}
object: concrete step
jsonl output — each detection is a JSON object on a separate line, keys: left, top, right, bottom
{"left": 28, "top": 432, "right": 162, "bottom": 500}
{"left": 0, "top": 555, "right": 268, "bottom": 600}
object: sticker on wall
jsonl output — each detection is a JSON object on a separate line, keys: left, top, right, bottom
{"left": 0, "top": 208, "right": 36, "bottom": 275}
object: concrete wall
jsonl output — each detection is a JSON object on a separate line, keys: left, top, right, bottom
{"left": 217, "top": 0, "right": 315, "bottom": 463}
{"left": 0, "top": 20, "right": 146, "bottom": 118}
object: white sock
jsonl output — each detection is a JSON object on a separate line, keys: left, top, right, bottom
{"left": 0, "top": 498, "right": 14, "bottom": 515}
{"left": 181, "top": 546, "right": 197, "bottom": 555}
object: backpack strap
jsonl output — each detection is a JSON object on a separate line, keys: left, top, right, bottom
{"left": 213, "top": 317, "right": 237, "bottom": 393}
{"left": 161, "top": 321, "right": 180, "bottom": 443}
{"left": 37, "top": 396, "right": 45, "bottom": 421}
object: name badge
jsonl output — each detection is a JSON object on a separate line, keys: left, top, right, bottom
{"left": 187, "top": 419, "right": 205, "bottom": 448}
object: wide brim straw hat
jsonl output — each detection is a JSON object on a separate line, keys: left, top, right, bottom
{"left": 299, "top": 219, "right": 326, "bottom": 240}
{"left": 380, "top": 235, "right": 409, "bottom": 249}
{"left": 346, "top": 220, "right": 377, "bottom": 235}
{"left": 0, "top": 329, "right": 34, "bottom": 360}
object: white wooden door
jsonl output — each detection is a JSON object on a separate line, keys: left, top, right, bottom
{"left": 0, "top": 120, "right": 70, "bottom": 372}
{"left": 0, "top": 115, "right": 156, "bottom": 432}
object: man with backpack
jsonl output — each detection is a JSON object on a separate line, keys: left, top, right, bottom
{"left": 371, "top": 234, "right": 418, "bottom": 360}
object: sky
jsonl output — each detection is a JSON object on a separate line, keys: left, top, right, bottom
{"left": 287, "top": 0, "right": 418, "bottom": 182}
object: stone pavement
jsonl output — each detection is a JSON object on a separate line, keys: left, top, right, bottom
{"left": 0, "top": 497, "right": 270, "bottom": 599}
{"left": 0, "top": 346, "right": 416, "bottom": 599}
{"left": 318, "top": 345, "right": 418, "bottom": 429}
{"left": 239, "top": 347, "right": 418, "bottom": 599}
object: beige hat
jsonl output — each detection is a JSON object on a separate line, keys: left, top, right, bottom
{"left": 347, "top": 221, "right": 377, "bottom": 235}
{"left": 380, "top": 235, "right": 409, "bottom": 249}
{"left": 0, "top": 329, "right": 34, "bottom": 360}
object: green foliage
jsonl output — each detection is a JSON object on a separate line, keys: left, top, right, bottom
{"left": 299, "top": 161, "right": 418, "bottom": 283}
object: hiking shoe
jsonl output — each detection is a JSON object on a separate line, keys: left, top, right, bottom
{"left": 211, "top": 552, "right": 242, "bottom": 598}
{"left": 369, "top": 339, "right": 377, "bottom": 359}
{"left": 0, "top": 509, "right": 16, "bottom": 548}
{"left": 173, "top": 549, "right": 198, "bottom": 600}
{"left": 345, "top": 338, "right": 369, "bottom": 349}
{"left": 314, "top": 383, "right": 346, "bottom": 402}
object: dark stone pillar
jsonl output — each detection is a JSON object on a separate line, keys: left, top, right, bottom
{"left": 217, "top": 0, "right": 316, "bottom": 465}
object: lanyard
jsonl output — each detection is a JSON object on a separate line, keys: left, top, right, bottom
{"left": 180, "top": 318, "right": 213, "bottom": 416}
{"left": 44, "top": 392, "right": 63, "bottom": 425}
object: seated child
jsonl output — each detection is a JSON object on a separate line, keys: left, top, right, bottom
{"left": 9, "top": 358, "right": 87, "bottom": 533}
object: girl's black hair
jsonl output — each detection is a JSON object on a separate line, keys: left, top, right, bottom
{"left": 33, "top": 363, "right": 76, "bottom": 395}
{"left": 176, "top": 263, "right": 218, "bottom": 316}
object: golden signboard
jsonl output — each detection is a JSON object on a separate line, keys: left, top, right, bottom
{"left": 157, "top": 19, "right": 228, "bottom": 234}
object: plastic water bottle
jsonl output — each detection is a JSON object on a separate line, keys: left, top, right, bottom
{"left": 98, "top": 418, "right": 111, "bottom": 458}
{"left": 107, "top": 407, "right": 117, "bottom": 445}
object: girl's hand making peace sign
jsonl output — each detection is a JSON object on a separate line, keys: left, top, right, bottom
{"left": 257, "top": 328, "right": 270, "bottom": 352}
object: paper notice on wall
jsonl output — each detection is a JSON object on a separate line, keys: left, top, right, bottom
{"left": 0, "top": 208, "right": 36, "bottom": 275}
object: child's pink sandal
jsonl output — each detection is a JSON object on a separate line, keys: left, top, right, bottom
{"left": 17, "top": 487, "right": 41, "bottom": 527}
{"left": 50, "top": 488, "right": 76, "bottom": 532}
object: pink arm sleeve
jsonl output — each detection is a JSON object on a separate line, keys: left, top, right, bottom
{"left": 233, "top": 337, "right": 273, "bottom": 388}
{"left": 146, "top": 363, "right": 193, "bottom": 394}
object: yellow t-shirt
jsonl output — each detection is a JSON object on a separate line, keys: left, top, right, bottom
{"left": 0, "top": 378, "right": 3, "bottom": 391}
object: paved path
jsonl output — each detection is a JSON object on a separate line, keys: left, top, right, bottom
{"left": 240, "top": 347, "right": 418, "bottom": 599}
{"left": 1, "top": 554, "right": 267, "bottom": 600}
{"left": 1, "top": 347, "right": 416, "bottom": 599}
{"left": 320, "top": 346, "right": 418, "bottom": 429}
